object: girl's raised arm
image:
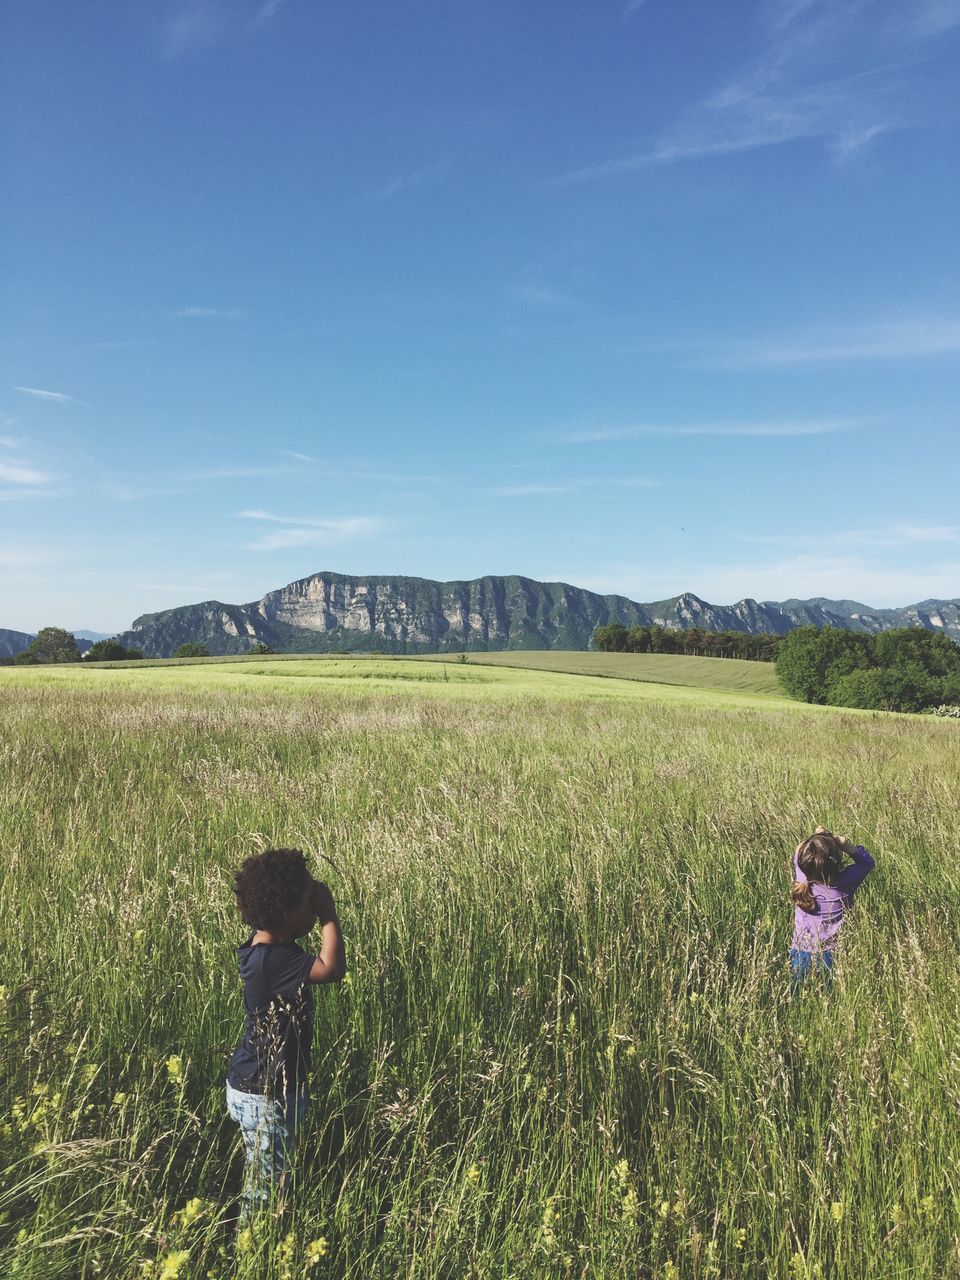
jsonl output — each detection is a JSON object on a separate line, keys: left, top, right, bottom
{"left": 835, "top": 840, "right": 875, "bottom": 893}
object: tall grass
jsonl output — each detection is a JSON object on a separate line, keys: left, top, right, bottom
{"left": 0, "top": 667, "right": 958, "bottom": 1278}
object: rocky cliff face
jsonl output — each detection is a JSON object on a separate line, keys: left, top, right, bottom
{"left": 108, "top": 572, "right": 960, "bottom": 658}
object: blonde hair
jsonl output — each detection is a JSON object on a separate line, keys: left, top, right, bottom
{"left": 791, "top": 831, "right": 844, "bottom": 914}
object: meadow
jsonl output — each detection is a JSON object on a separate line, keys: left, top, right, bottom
{"left": 1, "top": 657, "right": 958, "bottom": 1279}
{"left": 417, "top": 650, "right": 785, "bottom": 696}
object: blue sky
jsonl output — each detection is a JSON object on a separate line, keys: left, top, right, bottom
{"left": 2, "top": 0, "right": 959, "bottom": 633}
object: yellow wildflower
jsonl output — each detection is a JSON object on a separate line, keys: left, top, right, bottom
{"left": 165, "top": 1056, "right": 183, "bottom": 1084}
{"left": 467, "top": 1164, "right": 481, "bottom": 1183}
{"left": 830, "top": 1201, "right": 844, "bottom": 1224}
{"left": 177, "top": 1197, "right": 209, "bottom": 1227}
{"left": 277, "top": 1230, "right": 296, "bottom": 1279}
{"left": 305, "top": 1237, "right": 329, "bottom": 1267}
{"left": 540, "top": 1197, "right": 558, "bottom": 1250}
{"left": 159, "top": 1249, "right": 190, "bottom": 1280}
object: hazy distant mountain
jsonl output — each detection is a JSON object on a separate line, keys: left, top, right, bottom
{"left": 109, "top": 571, "right": 960, "bottom": 658}
{"left": 72, "top": 630, "right": 113, "bottom": 643}
{"left": 0, "top": 628, "right": 36, "bottom": 658}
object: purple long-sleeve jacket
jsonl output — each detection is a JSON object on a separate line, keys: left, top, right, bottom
{"left": 791, "top": 844, "right": 874, "bottom": 953}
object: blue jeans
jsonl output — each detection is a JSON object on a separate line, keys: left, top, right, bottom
{"left": 790, "top": 948, "right": 833, "bottom": 988}
{"left": 226, "top": 1081, "right": 308, "bottom": 1216}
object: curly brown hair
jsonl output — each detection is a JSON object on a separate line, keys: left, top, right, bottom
{"left": 233, "top": 847, "right": 311, "bottom": 931}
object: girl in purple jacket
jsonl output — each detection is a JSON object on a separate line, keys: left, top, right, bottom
{"left": 790, "top": 826, "right": 875, "bottom": 982}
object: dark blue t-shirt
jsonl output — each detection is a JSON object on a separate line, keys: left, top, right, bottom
{"left": 228, "top": 936, "right": 316, "bottom": 1096}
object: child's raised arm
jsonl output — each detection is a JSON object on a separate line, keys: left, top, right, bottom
{"left": 307, "top": 879, "right": 347, "bottom": 984}
{"left": 835, "top": 838, "right": 875, "bottom": 893}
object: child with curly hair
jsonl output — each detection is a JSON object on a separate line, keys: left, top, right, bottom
{"left": 790, "top": 826, "right": 874, "bottom": 983}
{"left": 227, "top": 847, "right": 346, "bottom": 1219}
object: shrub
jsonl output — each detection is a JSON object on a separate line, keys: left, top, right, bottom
{"left": 83, "top": 640, "right": 144, "bottom": 662}
{"left": 173, "top": 643, "right": 210, "bottom": 659}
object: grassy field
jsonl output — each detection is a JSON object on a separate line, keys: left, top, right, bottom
{"left": 1, "top": 659, "right": 958, "bottom": 1279}
{"left": 418, "top": 650, "right": 785, "bottom": 696}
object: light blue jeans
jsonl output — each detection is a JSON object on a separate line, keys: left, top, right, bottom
{"left": 226, "top": 1081, "right": 308, "bottom": 1216}
{"left": 789, "top": 947, "right": 833, "bottom": 989}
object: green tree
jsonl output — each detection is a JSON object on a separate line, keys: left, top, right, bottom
{"left": 776, "top": 626, "right": 873, "bottom": 704}
{"left": 13, "top": 651, "right": 38, "bottom": 665}
{"left": 627, "top": 625, "right": 652, "bottom": 653}
{"left": 27, "top": 627, "right": 81, "bottom": 664}
{"left": 593, "top": 624, "right": 628, "bottom": 653}
{"left": 174, "top": 643, "right": 210, "bottom": 659}
{"left": 83, "top": 640, "right": 144, "bottom": 662}
{"left": 828, "top": 665, "right": 938, "bottom": 713}
{"left": 873, "top": 628, "right": 960, "bottom": 679}
{"left": 250, "top": 641, "right": 274, "bottom": 655}
{"left": 648, "top": 624, "right": 668, "bottom": 654}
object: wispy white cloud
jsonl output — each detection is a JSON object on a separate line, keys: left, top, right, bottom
{"left": 99, "top": 480, "right": 194, "bottom": 503}
{"left": 0, "top": 489, "right": 62, "bottom": 503}
{"left": 563, "top": 419, "right": 853, "bottom": 443}
{"left": 493, "top": 483, "right": 573, "bottom": 497}
{"left": 492, "top": 476, "right": 659, "bottom": 496}
{"left": 174, "top": 306, "right": 245, "bottom": 319}
{"left": 187, "top": 464, "right": 287, "bottom": 481}
{"left": 895, "top": 523, "right": 960, "bottom": 543}
{"left": 277, "top": 449, "right": 317, "bottom": 464}
{"left": 692, "top": 317, "right": 960, "bottom": 367}
{"left": 162, "top": 4, "right": 227, "bottom": 58}
{"left": 563, "top": 78, "right": 896, "bottom": 182}
{"left": 255, "top": 0, "right": 285, "bottom": 23}
{"left": 0, "top": 459, "right": 55, "bottom": 486}
{"left": 563, "top": 554, "right": 960, "bottom": 610}
{"left": 560, "top": 0, "right": 946, "bottom": 183}
{"left": 140, "top": 579, "right": 247, "bottom": 596}
{"left": 0, "top": 548, "right": 60, "bottom": 565}
{"left": 238, "top": 509, "right": 387, "bottom": 550}
{"left": 514, "top": 282, "right": 584, "bottom": 309}
{"left": 905, "top": 0, "right": 960, "bottom": 38}
{"left": 14, "top": 386, "right": 88, "bottom": 406}
{"left": 367, "top": 161, "right": 452, "bottom": 201}
{"left": 0, "top": 435, "right": 57, "bottom": 491}
{"left": 738, "top": 523, "right": 960, "bottom": 551}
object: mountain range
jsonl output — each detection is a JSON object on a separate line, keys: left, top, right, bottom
{"left": 75, "top": 571, "right": 960, "bottom": 657}
{"left": 4, "top": 573, "right": 958, "bottom": 659}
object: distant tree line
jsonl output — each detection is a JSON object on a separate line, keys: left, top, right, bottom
{"left": 0, "top": 633, "right": 273, "bottom": 665}
{"left": 592, "top": 623, "right": 781, "bottom": 662}
{"left": 776, "top": 626, "right": 960, "bottom": 712}
{"left": 0, "top": 628, "right": 144, "bottom": 666}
